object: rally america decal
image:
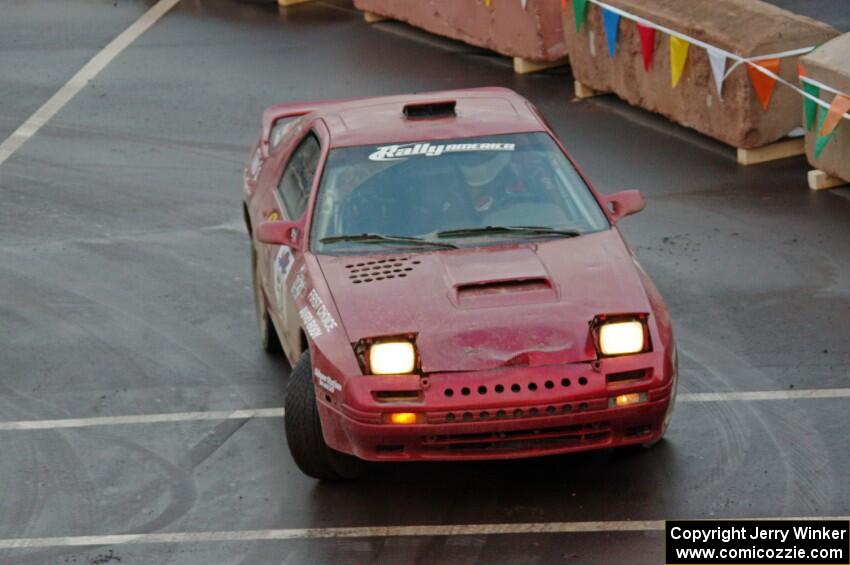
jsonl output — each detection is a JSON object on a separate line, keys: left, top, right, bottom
{"left": 369, "top": 141, "right": 515, "bottom": 162}
{"left": 314, "top": 367, "right": 342, "bottom": 393}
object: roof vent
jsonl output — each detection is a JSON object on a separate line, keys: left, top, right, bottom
{"left": 403, "top": 100, "right": 457, "bottom": 120}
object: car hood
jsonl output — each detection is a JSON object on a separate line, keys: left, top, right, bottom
{"left": 316, "top": 230, "right": 653, "bottom": 373}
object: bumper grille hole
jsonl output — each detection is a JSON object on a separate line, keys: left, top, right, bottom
{"left": 579, "top": 402, "right": 588, "bottom": 411}
{"left": 374, "top": 390, "right": 422, "bottom": 402}
{"left": 513, "top": 409, "right": 523, "bottom": 418}
{"left": 529, "top": 407, "right": 539, "bottom": 417}
{"left": 562, "top": 404, "right": 572, "bottom": 413}
{"left": 461, "top": 387, "right": 470, "bottom": 396}
{"left": 626, "top": 425, "right": 652, "bottom": 437}
{"left": 478, "top": 385, "right": 487, "bottom": 395}
{"left": 545, "top": 380, "right": 554, "bottom": 389}
{"left": 446, "top": 413, "right": 456, "bottom": 422}
{"left": 607, "top": 369, "right": 648, "bottom": 384}
{"left": 546, "top": 405, "right": 556, "bottom": 415}
{"left": 444, "top": 388, "right": 454, "bottom": 397}
{"left": 495, "top": 384, "right": 504, "bottom": 393}
{"left": 480, "top": 411, "right": 490, "bottom": 420}
{"left": 561, "top": 378, "right": 571, "bottom": 387}
{"left": 496, "top": 410, "right": 507, "bottom": 419}
{"left": 511, "top": 384, "right": 521, "bottom": 393}
{"left": 578, "top": 377, "right": 588, "bottom": 386}
{"left": 376, "top": 445, "right": 404, "bottom": 453}
{"left": 463, "top": 412, "right": 473, "bottom": 422}
{"left": 528, "top": 382, "right": 538, "bottom": 391}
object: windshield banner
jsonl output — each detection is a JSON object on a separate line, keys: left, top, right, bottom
{"left": 369, "top": 141, "right": 515, "bottom": 161}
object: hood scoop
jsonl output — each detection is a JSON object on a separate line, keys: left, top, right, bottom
{"left": 454, "top": 276, "right": 556, "bottom": 307}
{"left": 441, "top": 248, "right": 558, "bottom": 308}
{"left": 457, "top": 277, "right": 551, "bottom": 296}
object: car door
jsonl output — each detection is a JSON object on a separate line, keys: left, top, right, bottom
{"left": 266, "top": 130, "right": 322, "bottom": 356}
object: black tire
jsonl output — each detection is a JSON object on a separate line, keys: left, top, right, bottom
{"left": 251, "top": 245, "right": 281, "bottom": 353}
{"left": 285, "top": 351, "right": 365, "bottom": 480}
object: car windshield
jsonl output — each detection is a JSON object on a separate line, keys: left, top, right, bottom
{"left": 309, "top": 132, "right": 609, "bottom": 253}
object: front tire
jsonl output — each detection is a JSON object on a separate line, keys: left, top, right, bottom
{"left": 285, "top": 351, "right": 364, "bottom": 480}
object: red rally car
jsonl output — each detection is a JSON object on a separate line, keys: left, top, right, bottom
{"left": 242, "top": 87, "right": 677, "bottom": 480}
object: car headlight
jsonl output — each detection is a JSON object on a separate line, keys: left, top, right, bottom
{"left": 369, "top": 341, "right": 416, "bottom": 374}
{"left": 598, "top": 320, "right": 646, "bottom": 356}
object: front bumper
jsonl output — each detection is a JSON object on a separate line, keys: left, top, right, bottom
{"left": 316, "top": 353, "right": 675, "bottom": 461}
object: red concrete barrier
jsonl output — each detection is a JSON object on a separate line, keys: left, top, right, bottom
{"left": 800, "top": 33, "right": 850, "bottom": 189}
{"left": 353, "top": 0, "right": 568, "bottom": 71}
{"left": 563, "top": 0, "right": 838, "bottom": 152}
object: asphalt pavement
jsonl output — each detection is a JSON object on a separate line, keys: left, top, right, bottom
{"left": 1, "top": 1, "right": 848, "bottom": 564}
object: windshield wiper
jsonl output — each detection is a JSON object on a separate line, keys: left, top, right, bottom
{"left": 321, "top": 233, "right": 458, "bottom": 249}
{"left": 436, "top": 225, "right": 581, "bottom": 239}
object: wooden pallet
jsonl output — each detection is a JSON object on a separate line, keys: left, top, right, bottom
{"left": 808, "top": 169, "right": 847, "bottom": 190}
{"left": 363, "top": 11, "right": 388, "bottom": 23}
{"left": 513, "top": 56, "right": 568, "bottom": 75}
{"left": 573, "top": 80, "right": 599, "bottom": 99}
{"left": 736, "top": 138, "right": 805, "bottom": 165}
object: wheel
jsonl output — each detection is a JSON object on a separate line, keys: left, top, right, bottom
{"left": 285, "top": 351, "right": 365, "bottom": 480}
{"left": 251, "top": 244, "right": 281, "bottom": 353}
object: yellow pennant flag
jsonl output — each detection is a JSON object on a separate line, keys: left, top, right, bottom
{"left": 484, "top": 0, "right": 492, "bottom": 6}
{"left": 670, "top": 36, "right": 689, "bottom": 88}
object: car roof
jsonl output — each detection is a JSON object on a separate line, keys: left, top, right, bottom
{"left": 307, "top": 87, "right": 547, "bottom": 148}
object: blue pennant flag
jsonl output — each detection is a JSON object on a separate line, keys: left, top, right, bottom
{"left": 602, "top": 8, "right": 621, "bottom": 58}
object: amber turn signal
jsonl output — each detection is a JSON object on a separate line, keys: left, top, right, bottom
{"left": 387, "top": 412, "right": 417, "bottom": 425}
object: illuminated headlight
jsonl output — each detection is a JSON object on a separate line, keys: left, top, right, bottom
{"left": 369, "top": 341, "right": 416, "bottom": 375}
{"left": 598, "top": 320, "right": 645, "bottom": 356}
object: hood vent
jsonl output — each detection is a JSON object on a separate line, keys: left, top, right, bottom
{"left": 346, "top": 257, "right": 421, "bottom": 284}
{"left": 456, "top": 278, "right": 551, "bottom": 296}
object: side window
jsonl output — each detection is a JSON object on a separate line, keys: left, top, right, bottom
{"left": 277, "top": 133, "right": 320, "bottom": 219}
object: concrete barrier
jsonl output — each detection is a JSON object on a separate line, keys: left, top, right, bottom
{"left": 352, "top": 0, "right": 568, "bottom": 73}
{"left": 563, "top": 0, "right": 838, "bottom": 155}
{"left": 800, "top": 33, "right": 850, "bottom": 189}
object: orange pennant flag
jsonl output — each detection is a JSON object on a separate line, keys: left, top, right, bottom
{"left": 747, "top": 58, "right": 780, "bottom": 110}
{"left": 820, "top": 94, "right": 850, "bottom": 137}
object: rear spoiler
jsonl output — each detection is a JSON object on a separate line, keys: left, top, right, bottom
{"left": 259, "top": 97, "right": 365, "bottom": 155}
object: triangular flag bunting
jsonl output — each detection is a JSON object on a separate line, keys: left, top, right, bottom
{"left": 636, "top": 24, "right": 655, "bottom": 71}
{"left": 520, "top": 0, "right": 528, "bottom": 9}
{"left": 561, "top": 0, "right": 567, "bottom": 12}
{"left": 602, "top": 9, "right": 620, "bottom": 58}
{"left": 484, "top": 0, "right": 491, "bottom": 6}
{"left": 819, "top": 94, "right": 850, "bottom": 137}
{"left": 802, "top": 81, "right": 820, "bottom": 130}
{"left": 573, "top": 0, "right": 588, "bottom": 31}
{"left": 747, "top": 59, "right": 780, "bottom": 110}
{"left": 670, "top": 37, "right": 689, "bottom": 88}
{"left": 814, "top": 106, "right": 835, "bottom": 158}
{"left": 706, "top": 47, "right": 727, "bottom": 97}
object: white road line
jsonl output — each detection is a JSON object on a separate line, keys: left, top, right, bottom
{"left": 0, "top": 387, "right": 848, "bottom": 432}
{"left": 0, "top": 0, "right": 181, "bottom": 166}
{"left": 678, "top": 388, "right": 850, "bottom": 402}
{"left": 0, "top": 408, "right": 284, "bottom": 431}
{"left": 2, "top": 517, "right": 849, "bottom": 549}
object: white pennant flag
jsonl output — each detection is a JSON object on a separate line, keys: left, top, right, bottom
{"left": 706, "top": 47, "right": 727, "bottom": 98}
{"left": 520, "top": 0, "right": 528, "bottom": 9}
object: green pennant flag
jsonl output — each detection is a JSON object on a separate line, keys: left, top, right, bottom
{"left": 814, "top": 106, "right": 836, "bottom": 158}
{"left": 803, "top": 81, "right": 820, "bottom": 130}
{"left": 574, "top": 0, "right": 589, "bottom": 31}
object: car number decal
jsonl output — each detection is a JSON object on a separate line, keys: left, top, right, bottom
{"left": 273, "top": 246, "right": 294, "bottom": 309}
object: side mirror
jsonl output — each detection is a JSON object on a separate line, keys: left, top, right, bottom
{"left": 257, "top": 220, "right": 300, "bottom": 247}
{"left": 603, "top": 190, "right": 645, "bottom": 221}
